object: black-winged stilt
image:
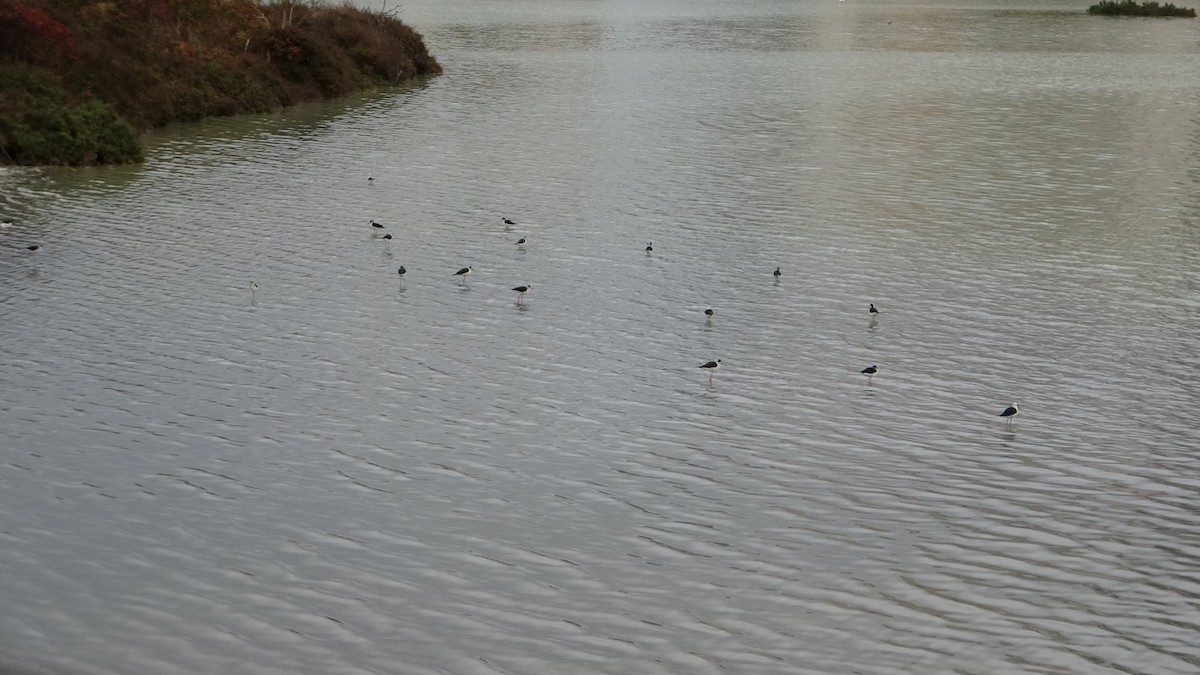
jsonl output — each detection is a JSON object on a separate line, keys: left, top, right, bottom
{"left": 26, "top": 244, "right": 41, "bottom": 252}
{"left": 454, "top": 266, "right": 473, "bottom": 283}
{"left": 516, "top": 237, "right": 526, "bottom": 245}
{"left": 704, "top": 308, "right": 714, "bottom": 318}
{"left": 861, "top": 364, "right": 877, "bottom": 382}
{"left": 999, "top": 403, "right": 1019, "bottom": 428}
{"left": 869, "top": 303, "right": 879, "bottom": 316}
{"left": 645, "top": 242, "right": 653, "bottom": 253}
{"left": 700, "top": 358, "right": 722, "bottom": 383}
{"left": 397, "top": 266, "right": 407, "bottom": 286}
{"left": 502, "top": 217, "right": 516, "bottom": 226}
{"left": 369, "top": 220, "right": 384, "bottom": 229}
{"left": 773, "top": 267, "right": 781, "bottom": 280}
{"left": 0, "top": 220, "right": 13, "bottom": 229}
{"left": 512, "top": 284, "right": 532, "bottom": 303}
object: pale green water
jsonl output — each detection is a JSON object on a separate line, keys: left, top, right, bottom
{"left": 1, "top": 1, "right": 1198, "bottom": 673}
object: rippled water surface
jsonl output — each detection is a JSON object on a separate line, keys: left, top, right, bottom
{"left": 2, "top": 1, "right": 1199, "bottom": 673}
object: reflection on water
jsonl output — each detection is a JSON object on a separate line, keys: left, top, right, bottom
{"left": 2, "top": 1, "right": 1199, "bottom": 674}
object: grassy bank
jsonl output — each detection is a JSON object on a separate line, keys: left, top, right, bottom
{"left": 1087, "top": 0, "right": 1197, "bottom": 15}
{"left": 0, "top": 0, "right": 442, "bottom": 166}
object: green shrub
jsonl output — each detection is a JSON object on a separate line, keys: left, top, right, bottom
{"left": 0, "top": 64, "right": 140, "bottom": 165}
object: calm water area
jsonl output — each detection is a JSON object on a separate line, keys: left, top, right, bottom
{"left": 1, "top": 0, "right": 1198, "bottom": 673}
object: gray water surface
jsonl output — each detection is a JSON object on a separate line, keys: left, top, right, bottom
{"left": 1, "top": 1, "right": 1198, "bottom": 673}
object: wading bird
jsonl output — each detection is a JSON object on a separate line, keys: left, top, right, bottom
{"left": 999, "top": 403, "right": 1019, "bottom": 428}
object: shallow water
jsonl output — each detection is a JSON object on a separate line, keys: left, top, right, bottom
{"left": 1, "top": 1, "right": 1198, "bottom": 673}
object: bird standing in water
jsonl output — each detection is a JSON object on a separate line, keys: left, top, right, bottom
{"left": 999, "top": 403, "right": 1019, "bottom": 428}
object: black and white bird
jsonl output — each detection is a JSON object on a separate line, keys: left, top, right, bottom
{"left": 516, "top": 237, "right": 526, "bottom": 245}
{"left": 704, "top": 308, "right": 714, "bottom": 318}
{"left": 26, "top": 244, "right": 41, "bottom": 252}
{"left": 869, "top": 303, "right": 879, "bottom": 316}
{"left": 645, "top": 242, "right": 654, "bottom": 253}
{"left": 512, "top": 284, "right": 532, "bottom": 303}
{"left": 381, "top": 233, "right": 393, "bottom": 240}
{"left": 999, "top": 403, "right": 1019, "bottom": 427}
{"left": 773, "top": 267, "right": 781, "bottom": 280}
{"left": 397, "top": 266, "right": 407, "bottom": 281}
{"left": 454, "top": 266, "right": 473, "bottom": 283}
{"left": 369, "top": 220, "right": 385, "bottom": 229}
{"left": 250, "top": 281, "right": 258, "bottom": 303}
{"left": 0, "top": 220, "right": 13, "bottom": 229}
{"left": 502, "top": 217, "right": 516, "bottom": 226}
{"left": 700, "top": 358, "right": 722, "bottom": 383}
{"left": 861, "top": 364, "right": 877, "bottom": 381}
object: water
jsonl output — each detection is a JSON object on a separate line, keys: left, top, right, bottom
{"left": 2, "top": 1, "right": 1199, "bottom": 673}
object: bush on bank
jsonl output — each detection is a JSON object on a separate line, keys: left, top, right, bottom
{"left": 1087, "top": 1, "right": 1197, "bottom": 16}
{"left": 0, "top": 0, "right": 442, "bottom": 165}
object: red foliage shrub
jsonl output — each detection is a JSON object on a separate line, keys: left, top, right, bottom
{"left": 0, "top": 0, "right": 79, "bottom": 61}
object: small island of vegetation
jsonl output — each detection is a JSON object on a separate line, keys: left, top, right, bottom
{"left": 0, "top": 0, "right": 442, "bottom": 166}
{"left": 1087, "top": 0, "right": 1197, "bottom": 16}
